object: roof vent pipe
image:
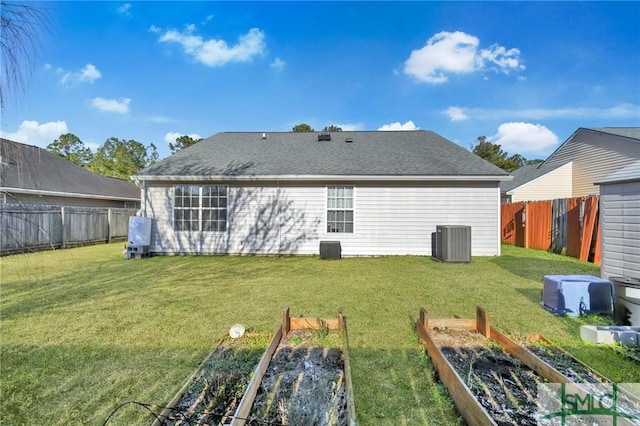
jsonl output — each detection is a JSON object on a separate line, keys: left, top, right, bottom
{"left": 262, "top": 133, "right": 266, "bottom": 140}
{"left": 345, "top": 138, "right": 353, "bottom": 143}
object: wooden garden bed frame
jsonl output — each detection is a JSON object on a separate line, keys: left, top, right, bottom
{"left": 152, "top": 306, "right": 356, "bottom": 426}
{"left": 416, "top": 306, "right": 626, "bottom": 426}
{"left": 230, "top": 306, "right": 357, "bottom": 426}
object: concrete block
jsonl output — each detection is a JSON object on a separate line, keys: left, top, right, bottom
{"left": 580, "top": 325, "right": 640, "bottom": 347}
{"left": 580, "top": 325, "right": 616, "bottom": 345}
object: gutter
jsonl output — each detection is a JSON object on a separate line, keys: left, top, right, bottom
{"left": 133, "top": 174, "right": 514, "bottom": 183}
{"left": 0, "top": 187, "right": 140, "bottom": 202}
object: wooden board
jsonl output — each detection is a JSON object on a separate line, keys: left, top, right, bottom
{"left": 231, "top": 306, "right": 356, "bottom": 426}
{"left": 416, "top": 312, "right": 497, "bottom": 426}
{"left": 231, "top": 327, "right": 282, "bottom": 426}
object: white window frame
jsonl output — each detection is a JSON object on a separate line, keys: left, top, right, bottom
{"left": 326, "top": 186, "right": 354, "bottom": 234}
{"left": 174, "top": 185, "right": 227, "bottom": 232}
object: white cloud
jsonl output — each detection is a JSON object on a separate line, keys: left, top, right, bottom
{"left": 61, "top": 64, "right": 102, "bottom": 86}
{"left": 404, "top": 31, "right": 523, "bottom": 83}
{"left": 445, "top": 106, "right": 469, "bottom": 122}
{"left": 378, "top": 120, "right": 419, "bottom": 131}
{"left": 91, "top": 97, "right": 131, "bottom": 114}
{"left": 148, "top": 25, "right": 161, "bottom": 34}
{"left": 335, "top": 123, "right": 364, "bottom": 131}
{"left": 270, "top": 57, "right": 285, "bottom": 71}
{"left": 158, "top": 26, "right": 266, "bottom": 67}
{"left": 492, "top": 122, "right": 559, "bottom": 153}
{"left": 43, "top": 63, "right": 52, "bottom": 70}
{"left": 0, "top": 120, "right": 69, "bottom": 148}
{"left": 117, "top": 3, "right": 131, "bottom": 15}
{"left": 164, "top": 132, "right": 202, "bottom": 145}
{"left": 459, "top": 103, "right": 640, "bottom": 121}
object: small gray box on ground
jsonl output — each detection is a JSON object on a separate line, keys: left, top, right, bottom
{"left": 319, "top": 241, "right": 341, "bottom": 260}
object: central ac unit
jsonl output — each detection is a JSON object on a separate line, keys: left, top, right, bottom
{"left": 435, "top": 225, "right": 471, "bottom": 262}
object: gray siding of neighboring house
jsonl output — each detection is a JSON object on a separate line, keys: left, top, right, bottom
{"left": 509, "top": 162, "right": 573, "bottom": 202}
{"left": 543, "top": 130, "right": 639, "bottom": 197}
{"left": 143, "top": 180, "right": 501, "bottom": 257}
{"left": 3, "top": 192, "right": 139, "bottom": 208}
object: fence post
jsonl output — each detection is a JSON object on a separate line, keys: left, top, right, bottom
{"left": 60, "top": 206, "right": 66, "bottom": 249}
{"left": 107, "top": 208, "right": 112, "bottom": 244}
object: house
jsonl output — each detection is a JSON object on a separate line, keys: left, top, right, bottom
{"left": 500, "top": 162, "right": 572, "bottom": 203}
{"left": 501, "top": 127, "right": 639, "bottom": 203}
{"left": 133, "top": 131, "right": 511, "bottom": 257}
{"left": 595, "top": 161, "right": 640, "bottom": 280}
{"left": 0, "top": 138, "right": 140, "bottom": 208}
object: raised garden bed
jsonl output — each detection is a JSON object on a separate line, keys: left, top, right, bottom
{"left": 417, "top": 307, "right": 640, "bottom": 426}
{"left": 424, "top": 321, "right": 544, "bottom": 425}
{"left": 151, "top": 333, "right": 270, "bottom": 426}
{"left": 231, "top": 307, "right": 356, "bottom": 426}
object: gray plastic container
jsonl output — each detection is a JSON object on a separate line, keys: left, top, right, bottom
{"left": 611, "top": 276, "right": 640, "bottom": 326}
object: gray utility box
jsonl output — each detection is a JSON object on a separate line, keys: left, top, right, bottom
{"left": 320, "top": 241, "right": 341, "bottom": 260}
{"left": 435, "top": 225, "right": 471, "bottom": 262}
{"left": 611, "top": 276, "right": 640, "bottom": 326}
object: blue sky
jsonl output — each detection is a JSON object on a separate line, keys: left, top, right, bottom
{"left": 2, "top": 1, "right": 639, "bottom": 161}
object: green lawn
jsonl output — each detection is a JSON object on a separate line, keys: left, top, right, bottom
{"left": 1, "top": 244, "right": 638, "bottom": 425}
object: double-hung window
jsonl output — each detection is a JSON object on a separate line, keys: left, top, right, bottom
{"left": 327, "top": 186, "right": 354, "bottom": 233}
{"left": 174, "top": 185, "right": 227, "bottom": 232}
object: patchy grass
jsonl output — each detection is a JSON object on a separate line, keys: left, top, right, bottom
{"left": 1, "top": 243, "right": 638, "bottom": 425}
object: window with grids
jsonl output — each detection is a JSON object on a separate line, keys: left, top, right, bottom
{"left": 327, "top": 186, "right": 354, "bottom": 233}
{"left": 174, "top": 185, "right": 227, "bottom": 232}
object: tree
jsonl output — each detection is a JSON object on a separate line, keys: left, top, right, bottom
{"left": 1, "top": 2, "right": 51, "bottom": 111}
{"left": 47, "top": 133, "right": 93, "bottom": 167}
{"left": 89, "top": 137, "right": 158, "bottom": 180}
{"left": 169, "top": 135, "right": 202, "bottom": 154}
{"left": 292, "top": 123, "right": 314, "bottom": 132}
{"left": 322, "top": 125, "right": 343, "bottom": 132}
{"left": 471, "top": 136, "right": 528, "bottom": 172}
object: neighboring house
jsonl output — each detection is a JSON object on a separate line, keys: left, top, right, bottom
{"left": 0, "top": 138, "right": 140, "bottom": 208}
{"left": 596, "top": 161, "right": 640, "bottom": 280}
{"left": 134, "top": 131, "right": 511, "bottom": 257}
{"left": 501, "top": 127, "right": 639, "bottom": 202}
{"left": 501, "top": 162, "right": 572, "bottom": 203}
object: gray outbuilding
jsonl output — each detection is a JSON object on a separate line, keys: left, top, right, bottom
{"left": 596, "top": 161, "right": 640, "bottom": 280}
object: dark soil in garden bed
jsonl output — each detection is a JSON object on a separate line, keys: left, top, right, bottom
{"left": 248, "top": 330, "right": 348, "bottom": 426}
{"left": 162, "top": 333, "right": 268, "bottom": 426}
{"left": 512, "top": 335, "right": 608, "bottom": 384}
{"left": 430, "top": 327, "right": 545, "bottom": 426}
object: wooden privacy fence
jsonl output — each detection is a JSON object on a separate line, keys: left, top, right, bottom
{"left": 0, "top": 205, "right": 137, "bottom": 255}
{"left": 501, "top": 196, "right": 601, "bottom": 264}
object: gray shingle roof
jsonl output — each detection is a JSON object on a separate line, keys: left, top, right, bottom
{"left": 595, "top": 160, "right": 640, "bottom": 184}
{"left": 137, "top": 131, "right": 510, "bottom": 179}
{"left": 586, "top": 127, "right": 640, "bottom": 141}
{"left": 0, "top": 138, "right": 140, "bottom": 200}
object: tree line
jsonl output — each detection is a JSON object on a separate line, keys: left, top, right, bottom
{"left": 471, "top": 136, "right": 543, "bottom": 172}
{"left": 46, "top": 133, "right": 202, "bottom": 181}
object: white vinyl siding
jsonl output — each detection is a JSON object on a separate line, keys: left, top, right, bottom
{"left": 509, "top": 162, "right": 573, "bottom": 202}
{"left": 144, "top": 180, "right": 501, "bottom": 256}
{"left": 599, "top": 181, "right": 640, "bottom": 280}
{"left": 543, "top": 129, "right": 639, "bottom": 197}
